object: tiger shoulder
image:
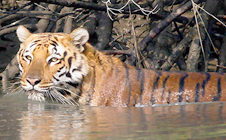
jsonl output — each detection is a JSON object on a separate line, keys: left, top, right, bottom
{"left": 16, "top": 25, "right": 226, "bottom": 107}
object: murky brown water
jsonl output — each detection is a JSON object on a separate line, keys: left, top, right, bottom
{"left": 1, "top": 94, "right": 226, "bottom": 140}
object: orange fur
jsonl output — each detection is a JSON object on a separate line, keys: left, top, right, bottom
{"left": 16, "top": 26, "right": 226, "bottom": 107}
{"left": 81, "top": 44, "right": 226, "bottom": 106}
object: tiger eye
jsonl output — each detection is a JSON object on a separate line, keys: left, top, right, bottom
{"left": 25, "top": 55, "right": 32, "bottom": 60}
{"left": 51, "top": 57, "right": 58, "bottom": 62}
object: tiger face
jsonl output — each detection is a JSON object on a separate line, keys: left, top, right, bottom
{"left": 16, "top": 26, "right": 89, "bottom": 103}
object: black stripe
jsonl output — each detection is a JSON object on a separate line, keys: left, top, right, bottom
{"left": 72, "top": 63, "right": 82, "bottom": 72}
{"left": 51, "top": 40, "right": 58, "bottom": 47}
{"left": 94, "top": 50, "right": 97, "bottom": 56}
{"left": 52, "top": 40, "right": 58, "bottom": 45}
{"left": 139, "top": 70, "right": 145, "bottom": 103}
{"left": 124, "top": 63, "right": 132, "bottom": 106}
{"left": 136, "top": 68, "right": 141, "bottom": 81}
{"left": 55, "top": 53, "right": 61, "bottom": 56}
{"left": 36, "top": 44, "right": 41, "bottom": 47}
{"left": 18, "top": 49, "right": 23, "bottom": 56}
{"left": 54, "top": 36, "right": 58, "bottom": 41}
{"left": 66, "top": 82, "right": 79, "bottom": 88}
{"left": 52, "top": 47, "right": 57, "bottom": 54}
{"left": 58, "top": 90, "right": 71, "bottom": 96}
{"left": 72, "top": 68, "right": 81, "bottom": 72}
{"left": 50, "top": 43, "right": 57, "bottom": 47}
{"left": 212, "top": 78, "right": 221, "bottom": 101}
{"left": 57, "top": 65, "right": 65, "bottom": 72}
{"left": 29, "top": 42, "right": 36, "bottom": 48}
{"left": 64, "top": 51, "right": 67, "bottom": 57}
{"left": 59, "top": 72, "right": 66, "bottom": 77}
{"left": 161, "top": 75, "right": 169, "bottom": 100}
{"left": 151, "top": 71, "right": 162, "bottom": 105}
{"left": 178, "top": 73, "right": 188, "bottom": 102}
{"left": 195, "top": 83, "right": 200, "bottom": 102}
{"left": 68, "top": 57, "right": 73, "bottom": 68}
{"left": 53, "top": 76, "right": 59, "bottom": 81}
{"left": 48, "top": 58, "right": 52, "bottom": 65}
{"left": 39, "top": 36, "right": 47, "bottom": 38}
{"left": 33, "top": 40, "right": 40, "bottom": 43}
{"left": 201, "top": 72, "right": 211, "bottom": 96}
{"left": 59, "top": 65, "right": 65, "bottom": 70}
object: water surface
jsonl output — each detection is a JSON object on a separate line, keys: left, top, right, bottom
{"left": 1, "top": 94, "right": 226, "bottom": 140}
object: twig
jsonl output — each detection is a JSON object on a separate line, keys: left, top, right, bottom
{"left": 102, "top": 50, "right": 132, "bottom": 56}
{"left": 128, "top": 2, "right": 142, "bottom": 68}
{"left": 191, "top": 0, "right": 205, "bottom": 61}
{"left": 102, "top": 0, "right": 159, "bottom": 20}
{"left": 0, "top": 17, "right": 28, "bottom": 31}
{"left": 0, "top": 24, "right": 36, "bottom": 36}
{"left": 0, "top": 1, "right": 32, "bottom": 19}
{"left": 138, "top": 0, "right": 205, "bottom": 51}
{"left": 194, "top": 3, "right": 226, "bottom": 28}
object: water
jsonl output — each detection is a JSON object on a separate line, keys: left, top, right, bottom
{"left": 1, "top": 94, "right": 226, "bottom": 140}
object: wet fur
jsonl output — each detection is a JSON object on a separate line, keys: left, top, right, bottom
{"left": 17, "top": 26, "right": 226, "bottom": 107}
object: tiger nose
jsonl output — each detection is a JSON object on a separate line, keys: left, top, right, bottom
{"left": 26, "top": 77, "right": 41, "bottom": 86}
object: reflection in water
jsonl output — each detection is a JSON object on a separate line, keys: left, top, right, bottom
{"left": 1, "top": 94, "right": 226, "bottom": 139}
{"left": 20, "top": 103, "right": 84, "bottom": 140}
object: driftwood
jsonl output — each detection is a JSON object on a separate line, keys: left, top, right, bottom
{"left": 0, "top": 0, "right": 226, "bottom": 92}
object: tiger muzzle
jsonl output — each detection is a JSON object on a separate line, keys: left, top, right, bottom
{"left": 26, "top": 77, "right": 41, "bottom": 86}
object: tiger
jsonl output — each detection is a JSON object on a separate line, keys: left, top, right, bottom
{"left": 16, "top": 25, "right": 226, "bottom": 107}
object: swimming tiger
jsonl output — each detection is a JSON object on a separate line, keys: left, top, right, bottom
{"left": 16, "top": 25, "right": 226, "bottom": 107}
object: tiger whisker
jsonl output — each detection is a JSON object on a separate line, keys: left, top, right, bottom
{"left": 10, "top": 86, "right": 21, "bottom": 93}
{"left": 20, "top": 88, "right": 26, "bottom": 94}
{"left": 7, "top": 87, "right": 23, "bottom": 95}
{"left": 16, "top": 88, "right": 24, "bottom": 95}
{"left": 46, "top": 91, "right": 55, "bottom": 103}
{"left": 55, "top": 88, "right": 79, "bottom": 106}
{"left": 52, "top": 89, "right": 78, "bottom": 105}
{"left": 63, "top": 95, "right": 79, "bottom": 106}
{"left": 8, "top": 84, "right": 23, "bottom": 93}
{"left": 47, "top": 91, "right": 58, "bottom": 102}
{"left": 49, "top": 90, "right": 61, "bottom": 103}
{"left": 54, "top": 86, "right": 80, "bottom": 98}
{"left": 45, "top": 91, "right": 55, "bottom": 102}
{"left": 5, "top": 82, "right": 21, "bottom": 91}
{"left": 13, "top": 76, "right": 22, "bottom": 80}
{"left": 50, "top": 90, "right": 68, "bottom": 105}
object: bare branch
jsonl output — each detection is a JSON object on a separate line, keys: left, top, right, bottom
{"left": 138, "top": 0, "right": 205, "bottom": 51}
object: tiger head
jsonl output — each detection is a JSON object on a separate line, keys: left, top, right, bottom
{"left": 16, "top": 26, "right": 89, "bottom": 104}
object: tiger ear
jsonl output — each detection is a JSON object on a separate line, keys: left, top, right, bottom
{"left": 69, "top": 28, "right": 89, "bottom": 52}
{"left": 16, "top": 25, "right": 31, "bottom": 43}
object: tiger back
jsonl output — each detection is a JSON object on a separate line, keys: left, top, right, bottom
{"left": 16, "top": 25, "right": 226, "bottom": 107}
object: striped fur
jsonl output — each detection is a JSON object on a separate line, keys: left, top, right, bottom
{"left": 16, "top": 26, "right": 226, "bottom": 107}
